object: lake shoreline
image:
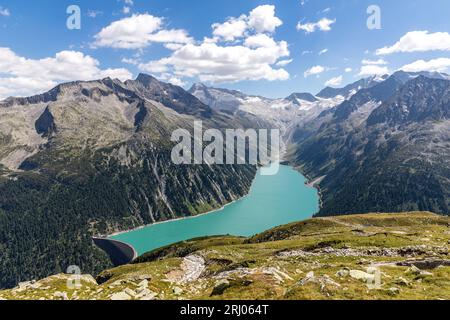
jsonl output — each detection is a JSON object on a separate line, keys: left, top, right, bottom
{"left": 99, "top": 167, "right": 261, "bottom": 239}
{"left": 93, "top": 169, "right": 259, "bottom": 262}
{"left": 92, "top": 194, "right": 252, "bottom": 265}
{"left": 106, "top": 193, "right": 253, "bottom": 238}
{"left": 94, "top": 164, "right": 319, "bottom": 261}
{"left": 290, "top": 164, "right": 325, "bottom": 211}
{"left": 92, "top": 237, "right": 138, "bottom": 266}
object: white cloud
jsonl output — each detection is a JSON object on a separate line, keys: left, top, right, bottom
{"left": 211, "top": 5, "right": 282, "bottom": 42}
{"left": 297, "top": 18, "right": 335, "bottom": 33}
{"left": 400, "top": 58, "right": 450, "bottom": 73}
{"left": 164, "top": 43, "right": 184, "bottom": 51}
{"left": 248, "top": 5, "right": 283, "bottom": 33}
{"left": 276, "top": 59, "right": 293, "bottom": 67}
{"left": 212, "top": 16, "right": 248, "bottom": 41}
{"left": 137, "top": 5, "right": 289, "bottom": 84}
{"left": 121, "top": 57, "right": 139, "bottom": 65}
{"left": 244, "top": 34, "right": 277, "bottom": 48}
{"left": 358, "top": 65, "right": 389, "bottom": 77}
{"left": 318, "top": 48, "right": 328, "bottom": 55}
{"left": 93, "top": 14, "right": 192, "bottom": 49}
{"left": 158, "top": 73, "right": 186, "bottom": 87}
{"left": 146, "top": 29, "right": 192, "bottom": 44}
{"left": 304, "top": 65, "right": 326, "bottom": 77}
{"left": 140, "top": 41, "right": 290, "bottom": 83}
{"left": 122, "top": 6, "right": 131, "bottom": 14}
{"left": 0, "top": 6, "right": 10, "bottom": 16}
{"left": 0, "top": 48, "right": 132, "bottom": 99}
{"left": 362, "top": 58, "right": 387, "bottom": 65}
{"left": 325, "top": 75, "right": 343, "bottom": 87}
{"left": 345, "top": 67, "right": 352, "bottom": 73}
{"left": 139, "top": 58, "right": 171, "bottom": 73}
{"left": 376, "top": 31, "right": 450, "bottom": 55}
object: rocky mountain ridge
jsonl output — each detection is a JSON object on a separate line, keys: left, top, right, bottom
{"left": 0, "top": 74, "right": 261, "bottom": 289}
{"left": 291, "top": 72, "right": 450, "bottom": 216}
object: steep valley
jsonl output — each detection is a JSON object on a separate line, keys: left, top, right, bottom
{"left": 0, "top": 75, "right": 261, "bottom": 289}
{"left": 290, "top": 73, "right": 450, "bottom": 217}
{"left": 1, "top": 70, "right": 449, "bottom": 292}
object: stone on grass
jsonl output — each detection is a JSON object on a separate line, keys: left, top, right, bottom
{"left": 110, "top": 292, "right": 132, "bottom": 301}
{"left": 211, "top": 280, "right": 231, "bottom": 296}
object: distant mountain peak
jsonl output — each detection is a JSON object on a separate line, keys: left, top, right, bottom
{"left": 367, "top": 75, "right": 450, "bottom": 126}
{"left": 189, "top": 83, "right": 208, "bottom": 92}
{"left": 134, "top": 73, "right": 161, "bottom": 87}
{"left": 391, "top": 70, "right": 450, "bottom": 84}
{"left": 286, "top": 92, "right": 318, "bottom": 103}
{"left": 317, "top": 76, "right": 381, "bottom": 99}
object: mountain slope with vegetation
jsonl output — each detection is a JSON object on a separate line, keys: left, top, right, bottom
{"left": 0, "top": 75, "right": 260, "bottom": 289}
{"left": 1, "top": 212, "right": 449, "bottom": 300}
{"left": 290, "top": 72, "right": 450, "bottom": 217}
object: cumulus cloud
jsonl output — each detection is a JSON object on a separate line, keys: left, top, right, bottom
{"left": 325, "top": 75, "right": 343, "bottom": 87}
{"left": 138, "top": 58, "right": 171, "bottom": 73}
{"left": 211, "top": 5, "right": 281, "bottom": 42}
{"left": 247, "top": 5, "right": 283, "bottom": 33}
{"left": 244, "top": 34, "right": 277, "bottom": 48}
{"left": 212, "top": 16, "right": 248, "bottom": 41}
{"left": 376, "top": 31, "right": 450, "bottom": 55}
{"left": 345, "top": 67, "right": 353, "bottom": 73}
{"left": 0, "top": 48, "right": 132, "bottom": 99}
{"left": 358, "top": 65, "right": 389, "bottom": 77}
{"left": 139, "top": 41, "right": 290, "bottom": 83}
{"left": 157, "top": 73, "right": 186, "bottom": 87}
{"left": 304, "top": 65, "right": 326, "bottom": 77}
{"left": 137, "top": 5, "right": 289, "bottom": 84}
{"left": 400, "top": 58, "right": 450, "bottom": 73}
{"left": 318, "top": 48, "right": 328, "bottom": 55}
{"left": 297, "top": 18, "right": 335, "bottom": 33}
{"left": 93, "top": 14, "right": 192, "bottom": 49}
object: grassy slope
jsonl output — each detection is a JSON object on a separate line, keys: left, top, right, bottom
{"left": 1, "top": 212, "right": 449, "bottom": 300}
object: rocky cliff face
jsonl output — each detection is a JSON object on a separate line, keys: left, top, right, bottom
{"left": 1, "top": 212, "right": 448, "bottom": 300}
{"left": 291, "top": 72, "right": 450, "bottom": 216}
{"left": 316, "top": 75, "right": 388, "bottom": 99}
{"left": 0, "top": 75, "right": 259, "bottom": 289}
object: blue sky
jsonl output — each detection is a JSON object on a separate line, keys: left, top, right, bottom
{"left": 0, "top": 0, "right": 449, "bottom": 99}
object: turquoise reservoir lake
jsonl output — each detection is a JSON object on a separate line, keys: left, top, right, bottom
{"left": 111, "top": 165, "right": 319, "bottom": 256}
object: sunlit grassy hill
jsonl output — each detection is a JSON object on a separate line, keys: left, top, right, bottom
{"left": 1, "top": 212, "right": 449, "bottom": 300}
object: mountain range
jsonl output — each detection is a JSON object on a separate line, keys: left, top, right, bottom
{"left": 0, "top": 69, "right": 449, "bottom": 289}
{"left": 0, "top": 74, "right": 261, "bottom": 288}
{"left": 290, "top": 72, "right": 450, "bottom": 216}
